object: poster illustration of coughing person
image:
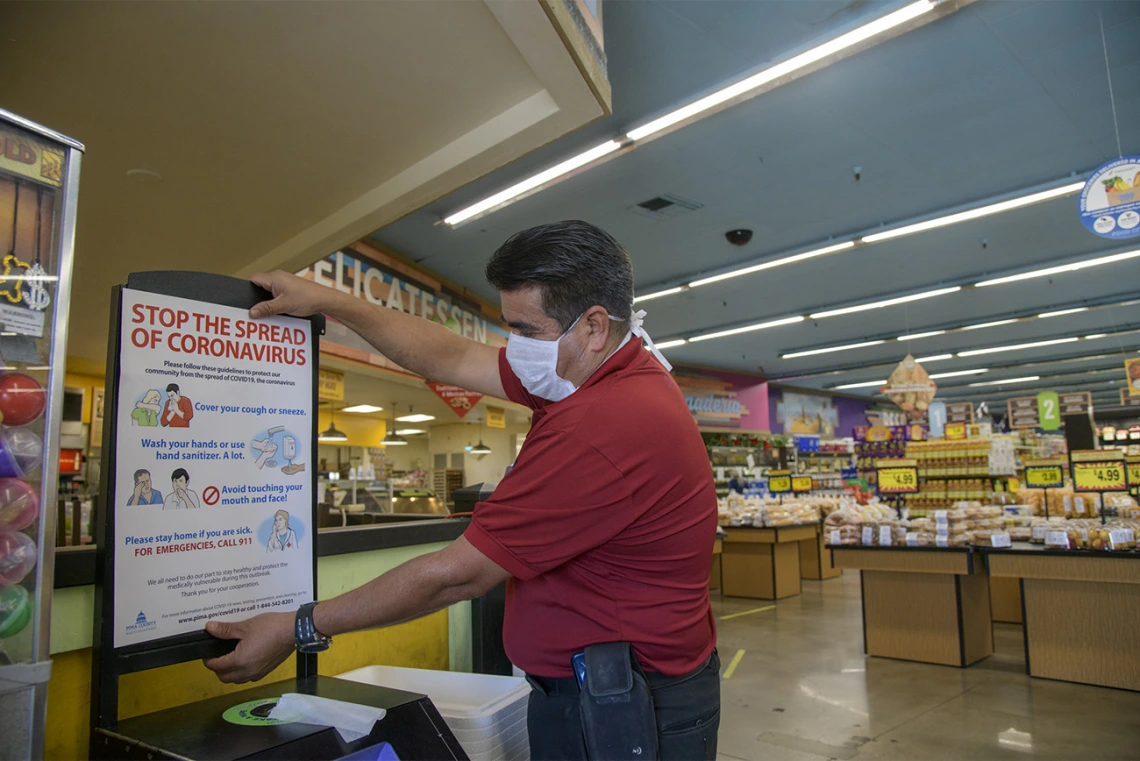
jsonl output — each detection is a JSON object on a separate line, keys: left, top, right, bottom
{"left": 161, "top": 383, "right": 194, "bottom": 428}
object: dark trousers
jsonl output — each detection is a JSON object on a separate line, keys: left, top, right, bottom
{"left": 526, "top": 649, "right": 720, "bottom": 761}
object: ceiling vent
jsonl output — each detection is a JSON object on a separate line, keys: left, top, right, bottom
{"left": 629, "top": 193, "right": 703, "bottom": 221}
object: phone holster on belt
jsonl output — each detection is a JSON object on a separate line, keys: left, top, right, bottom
{"left": 579, "top": 642, "right": 658, "bottom": 760}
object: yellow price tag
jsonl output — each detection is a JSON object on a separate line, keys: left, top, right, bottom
{"left": 791, "top": 476, "right": 813, "bottom": 493}
{"left": 1024, "top": 466, "right": 1064, "bottom": 489}
{"left": 768, "top": 475, "right": 792, "bottom": 494}
{"left": 1072, "top": 462, "right": 1128, "bottom": 492}
{"left": 878, "top": 466, "right": 919, "bottom": 494}
{"left": 944, "top": 422, "right": 967, "bottom": 440}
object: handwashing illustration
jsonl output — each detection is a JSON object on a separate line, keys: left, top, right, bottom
{"left": 250, "top": 426, "right": 305, "bottom": 476}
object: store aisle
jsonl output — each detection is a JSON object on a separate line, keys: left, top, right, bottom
{"left": 711, "top": 573, "right": 1140, "bottom": 760}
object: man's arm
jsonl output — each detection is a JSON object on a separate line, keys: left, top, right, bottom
{"left": 250, "top": 271, "right": 505, "bottom": 399}
{"left": 182, "top": 397, "right": 194, "bottom": 423}
{"left": 203, "top": 536, "right": 510, "bottom": 683}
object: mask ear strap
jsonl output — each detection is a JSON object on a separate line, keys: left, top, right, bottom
{"left": 627, "top": 309, "right": 673, "bottom": 372}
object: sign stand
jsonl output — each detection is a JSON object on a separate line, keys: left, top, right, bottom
{"left": 89, "top": 272, "right": 325, "bottom": 741}
{"left": 1068, "top": 450, "right": 1129, "bottom": 526}
{"left": 1024, "top": 459, "right": 1066, "bottom": 519}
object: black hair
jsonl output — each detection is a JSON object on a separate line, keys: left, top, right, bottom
{"left": 485, "top": 220, "right": 634, "bottom": 332}
{"left": 133, "top": 469, "right": 150, "bottom": 483}
{"left": 166, "top": 383, "right": 180, "bottom": 394}
{"left": 171, "top": 468, "right": 190, "bottom": 483}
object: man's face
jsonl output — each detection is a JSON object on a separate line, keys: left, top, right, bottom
{"left": 500, "top": 287, "right": 588, "bottom": 379}
{"left": 172, "top": 475, "right": 187, "bottom": 491}
{"left": 168, "top": 389, "right": 181, "bottom": 402}
{"left": 137, "top": 474, "right": 152, "bottom": 494}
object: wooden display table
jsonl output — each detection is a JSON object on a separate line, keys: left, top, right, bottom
{"left": 831, "top": 546, "right": 993, "bottom": 668}
{"left": 721, "top": 525, "right": 816, "bottom": 599}
{"left": 988, "top": 576, "right": 1023, "bottom": 623}
{"left": 985, "top": 546, "right": 1140, "bottom": 691}
{"left": 800, "top": 524, "right": 842, "bottom": 580}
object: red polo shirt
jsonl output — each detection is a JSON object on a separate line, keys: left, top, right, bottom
{"left": 463, "top": 339, "right": 717, "bottom": 678}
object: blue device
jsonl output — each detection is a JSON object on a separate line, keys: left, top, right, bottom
{"left": 571, "top": 652, "right": 587, "bottom": 688}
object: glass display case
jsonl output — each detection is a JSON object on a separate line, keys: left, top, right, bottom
{"left": 0, "top": 108, "right": 82, "bottom": 759}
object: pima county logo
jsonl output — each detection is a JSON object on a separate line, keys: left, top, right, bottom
{"left": 125, "top": 610, "right": 157, "bottom": 636}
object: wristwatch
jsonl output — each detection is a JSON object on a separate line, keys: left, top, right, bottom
{"left": 294, "top": 602, "right": 332, "bottom": 653}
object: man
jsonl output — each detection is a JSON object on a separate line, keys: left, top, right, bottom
{"left": 126, "top": 468, "right": 163, "bottom": 506}
{"left": 160, "top": 383, "right": 194, "bottom": 428}
{"left": 203, "top": 221, "right": 719, "bottom": 759}
{"left": 163, "top": 468, "right": 200, "bottom": 510}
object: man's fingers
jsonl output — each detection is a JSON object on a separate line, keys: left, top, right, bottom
{"left": 206, "top": 619, "right": 242, "bottom": 640}
{"left": 250, "top": 296, "right": 286, "bottom": 320}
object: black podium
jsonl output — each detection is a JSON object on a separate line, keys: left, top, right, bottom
{"left": 92, "top": 676, "right": 466, "bottom": 761}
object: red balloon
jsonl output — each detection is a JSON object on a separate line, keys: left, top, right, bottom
{"left": 0, "top": 373, "right": 46, "bottom": 427}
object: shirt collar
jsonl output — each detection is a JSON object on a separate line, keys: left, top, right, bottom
{"left": 576, "top": 334, "right": 644, "bottom": 394}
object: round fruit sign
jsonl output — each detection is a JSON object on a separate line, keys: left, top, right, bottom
{"left": 1079, "top": 157, "right": 1140, "bottom": 239}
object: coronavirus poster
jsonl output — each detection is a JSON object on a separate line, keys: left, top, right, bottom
{"left": 112, "top": 288, "right": 314, "bottom": 647}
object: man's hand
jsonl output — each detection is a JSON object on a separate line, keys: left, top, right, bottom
{"left": 249, "top": 271, "right": 335, "bottom": 319}
{"left": 133, "top": 482, "right": 143, "bottom": 500}
{"left": 203, "top": 612, "right": 295, "bottom": 684}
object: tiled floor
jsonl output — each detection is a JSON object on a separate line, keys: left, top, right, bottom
{"left": 711, "top": 572, "right": 1140, "bottom": 760}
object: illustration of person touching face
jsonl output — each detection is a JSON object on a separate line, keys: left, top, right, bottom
{"left": 267, "top": 510, "right": 297, "bottom": 552}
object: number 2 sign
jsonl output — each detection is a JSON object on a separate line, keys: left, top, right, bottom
{"left": 1037, "top": 390, "right": 1060, "bottom": 431}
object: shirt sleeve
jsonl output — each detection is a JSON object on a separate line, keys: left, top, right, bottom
{"left": 497, "top": 348, "right": 547, "bottom": 411}
{"left": 464, "top": 428, "right": 636, "bottom": 581}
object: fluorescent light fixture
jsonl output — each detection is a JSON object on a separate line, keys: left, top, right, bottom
{"left": 916, "top": 354, "right": 954, "bottom": 363}
{"left": 395, "top": 429, "right": 426, "bottom": 436}
{"left": 340, "top": 404, "right": 383, "bottom": 414}
{"left": 962, "top": 319, "right": 1018, "bottom": 331}
{"left": 655, "top": 339, "right": 688, "bottom": 350}
{"left": 1085, "top": 334, "right": 1108, "bottom": 340}
{"left": 809, "top": 286, "right": 961, "bottom": 319}
{"left": 975, "top": 248, "right": 1140, "bottom": 287}
{"left": 1038, "top": 307, "right": 1088, "bottom": 318}
{"left": 862, "top": 182, "right": 1084, "bottom": 243}
{"left": 688, "top": 315, "right": 804, "bottom": 343}
{"left": 470, "top": 440, "right": 493, "bottom": 455}
{"left": 381, "top": 430, "right": 408, "bottom": 446}
{"left": 968, "top": 376, "right": 1041, "bottom": 387}
{"left": 396, "top": 413, "right": 435, "bottom": 423}
{"left": 958, "top": 337, "right": 1079, "bottom": 357}
{"left": 688, "top": 241, "right": 854, "bottom": 288}
{"left": 444, "top": 141, "right": 622, "bottom": 225}
{"left": 633, "top": 287, "right": 684, "bottom": 303}
{"left": 929, "top": 369, "right": 988, "bottom": 379}
{"left": 626, "top": 1, "right": 936, "bottom": 141}
{"left": 782, "top": 339, "right": 886, "bottom": 359}
{"left": 832, "top": 379, "right": 887, "bottom": 390}
{"left": 897, "top": 330, "right": 945, "bottom": 341}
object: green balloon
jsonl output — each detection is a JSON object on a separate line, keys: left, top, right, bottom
{"left": 0, "top": 585, "right": 30, "bottom": 638}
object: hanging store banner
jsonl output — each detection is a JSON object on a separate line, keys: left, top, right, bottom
{"left": 882, "top": 355, "right": 936, "bottom": 422}
{"left": 299, "top": 244, "right": 510, "bottom": 374}
{"left": 1036, "top": 390, "right": 1060, "bottom": 431}
{"left": 1121, "top": 388, "right": 1140, "bottom": 407}
{"left": 676, "top": 375, "right": 749, "bottom": 428}
{"left": 317, "top": 368, "right": 344, "bottom": 402}
{"left": 1058, "top": 391, "right": 1092, "bottom": 416}
{"left": 426, "top": 381, "right": 483, "bottom": 418}
{"left": 112, "top": 289, "right": 315, "bottom": 647}
{"left": 1126, "top": 357, "right": 1140, "bottom": 396}
{"left": 945, "top": 402, "right": 974, "bottom": 424}
{"left": 486, "top": 405, "right": 506, "bottom": 429}
{"left": 1079, "top": 157, "right": 1140, "bottom": 239}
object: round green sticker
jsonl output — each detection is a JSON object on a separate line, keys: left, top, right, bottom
{"left": 222, "top": 698, "right": 288, "bottom": 727}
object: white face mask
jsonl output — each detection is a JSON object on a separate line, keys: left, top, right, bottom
{"left": 504, "top": 309, "right": 672, "bottom": 403}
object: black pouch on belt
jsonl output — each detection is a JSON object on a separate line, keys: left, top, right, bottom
{"left": 578, "top": 642, "right": 659, "bottom": 760}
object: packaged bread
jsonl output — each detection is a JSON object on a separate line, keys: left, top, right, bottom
{"left": 1020, "top": 488, "right": 1045, "bottom": 516}
{"left": 1008, "top": 527, "right": 1032, "bottom": 542}
{"left": 825, "top": 524, "right": 862, "bottom": 546}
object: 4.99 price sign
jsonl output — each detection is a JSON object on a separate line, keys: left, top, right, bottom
{"left": 1070, "top": 450, "right": 1129, "bottom": 492}
{"left": 877, "top": 459, "right": 919, "bottom": 494}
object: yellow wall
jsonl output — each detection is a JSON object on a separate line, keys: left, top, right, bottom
{"left": 317, "top": 409, "right": 386, "bottom": 448}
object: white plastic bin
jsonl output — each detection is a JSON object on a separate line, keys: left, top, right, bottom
{"left": 339, "top": 665, "right": 530, "bottom": 761}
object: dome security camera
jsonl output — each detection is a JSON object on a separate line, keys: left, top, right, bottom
{"left": 725, "top": 229, "right": 753, "bottom": 246}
